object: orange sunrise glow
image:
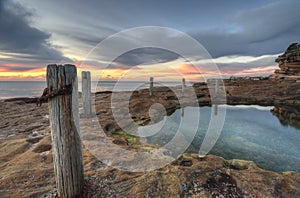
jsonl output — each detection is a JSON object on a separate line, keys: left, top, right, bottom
{"left": 0, "top": 62, "right": 278, "bottom": 81}
{"left": 0, "top": 66, "right": 46, "bottom": 81}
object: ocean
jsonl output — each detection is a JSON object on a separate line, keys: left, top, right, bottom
{"left": 0, "top": 81, "right": 183, "bottom": 99}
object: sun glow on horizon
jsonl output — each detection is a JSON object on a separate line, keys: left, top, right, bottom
{"left": 0, "top": 67, "right": 46, "bottom": 81}
{"left": 0, "top": 59, "right": 277, "bottom": 81}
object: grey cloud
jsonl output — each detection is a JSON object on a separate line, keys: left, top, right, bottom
{"left": 80, "top": 48, "right": 179, "bottom": 70}
{"left": 233, "top": 0, "right": 300, "bottom": 43}
{"left": 219, "top": 55, "right": 277, "bottom": 68}
{"left": 215, "top": 55, "right": 278, "bottom": 74}
{"left": 0, "top": 0, "right": 71, "bottom": 63}
{"left": 112, "top": 48, "right": 180, "bottom": 67}
{"left": 0, "top": 66, "right": 37, "bottom": 71}
{"left": 51, "top": 25, "right": 115, "bottom": 47}
{"left": 191, "top": 0, "right": 300, "bottom": 58}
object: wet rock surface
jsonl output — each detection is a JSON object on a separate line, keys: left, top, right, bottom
{"left": 271, "top": 105, "right": 300, "bottom": 129}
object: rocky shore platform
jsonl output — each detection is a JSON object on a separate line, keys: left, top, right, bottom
{"left": 1, "top": 78, "right": 300, "bottom": 197}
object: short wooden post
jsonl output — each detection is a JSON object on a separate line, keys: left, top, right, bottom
{"left": 182, "top": 78, "right": 186, "bottom": 95}
{"left": 47, "top": 64, "right": 84, "bottom": 198}
{"left": 214, "top": 79, "right": 219, "bottom": 116}
{"left": 150, "top": 77, "right": 154, "bottom": 96}
{"left": 182, "top": 78, "right": 186, "bottom": 88}
{"left": 82, "top": 71, "right": 92, "bottom": 116}
{"left": 213, "top": 104, "right": 218, "bottom": 116}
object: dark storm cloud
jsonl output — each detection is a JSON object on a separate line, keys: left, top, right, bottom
{"left": 80, "top": 47, "right": 180, "bottom": 70}
{"left": 191, "top": 0, "right": 300, "bottom": 58}
{"left": 0, "top": 0, "right": 70, "bottom": 63}
{"left": 111, "top": 48, "right": 179, "bottom": 67}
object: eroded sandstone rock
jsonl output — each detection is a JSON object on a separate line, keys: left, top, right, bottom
{"left": 271, "top": 43, "right": 300, "bottom": 80}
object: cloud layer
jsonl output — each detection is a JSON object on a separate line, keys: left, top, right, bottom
{"left": 1, "top": 0, "right": 300, "bottom": 80}
{"left": 0, "top": 0, "right": 70, "bottom": 68}
{"left": 192, "top": 0, "right": 300, "bottom": 57}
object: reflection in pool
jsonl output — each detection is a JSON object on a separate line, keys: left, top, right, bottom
{"left": 138, "top": 105, "right": 300, "bottom": 172}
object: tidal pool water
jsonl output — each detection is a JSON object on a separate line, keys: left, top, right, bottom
{"left": 138, "top": 105, "right": 300, "bottom": 172}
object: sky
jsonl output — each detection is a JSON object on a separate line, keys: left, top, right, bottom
{"left": 0, "top": 0, "right": 300, "bottom": 81}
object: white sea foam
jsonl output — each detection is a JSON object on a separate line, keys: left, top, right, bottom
{"left": 219, "top": 104, "right": 273, "bottom": 111}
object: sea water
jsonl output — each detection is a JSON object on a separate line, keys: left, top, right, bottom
{"left": 0, "top": 81, "right": 181, "bottom": 99}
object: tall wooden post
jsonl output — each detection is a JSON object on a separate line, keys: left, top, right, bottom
{"left": 213, "top": 79, "right": 220, "bottom": 116}
{"left": 82, "top": 71, "right": 92, "bottom": 116}
{"left": 47, "top": 64, "right": 84, "bottom": 198}
{"left": 215, "top": 79, "right": 219, "bottom": 95}
{"left": 150, "top": 77, "right": 154, "bottom": 96}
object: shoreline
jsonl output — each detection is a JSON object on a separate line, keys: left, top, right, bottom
{"left": 3, "top": 78, "right": 300, "bottom": 105}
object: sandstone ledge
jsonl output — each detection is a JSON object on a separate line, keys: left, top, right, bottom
{"left": 1, "top": 78, "right": 300, "bottom": 197}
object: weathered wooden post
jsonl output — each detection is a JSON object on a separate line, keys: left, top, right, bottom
{"left": 82, "top": 71, "right": 92, "bottom": 117}
{"left": 47, "top": 64, "right": 84, "bottom": 198}
{"left": 214, "top": 79, "right": 219, "bottom": 116}
{"left": 215, "top": 79, "right": 219, "bottom": 95}
{"left": 182, "top": 78, "right": 186, "bottom": 96}
{"left": 150, "top": 77, "right": 154, "bottom": 96}
{"left": 213, "top": 104, "right": 218, "bottom": 116}
{"left": 182, "top": 78, "right": 186, "bottom": 88}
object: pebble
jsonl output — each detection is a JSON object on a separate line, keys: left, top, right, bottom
{"left": 32, "top": 131, "right": 39, "bottom": 137}
{"left": 40, "top": 151, "right": 49, "bottom": 156}
{"left": 180, "top": 182, "right": 187, "bottom": 191}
